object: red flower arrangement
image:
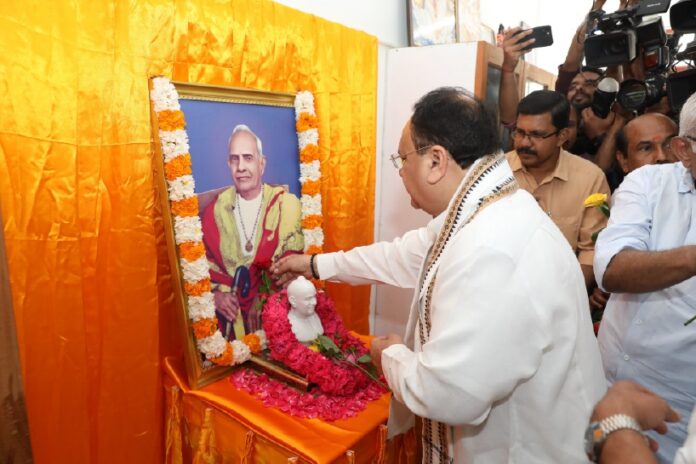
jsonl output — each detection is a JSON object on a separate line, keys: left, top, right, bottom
{"left": 262, "top": 290, "right": 377, "bottom": 396}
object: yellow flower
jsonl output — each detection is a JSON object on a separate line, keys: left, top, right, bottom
{"left": 584, "top": 193, "right": 608, "bottom": 208}
{"left": 308, "top": 343, "right": 320, "bottom": 352}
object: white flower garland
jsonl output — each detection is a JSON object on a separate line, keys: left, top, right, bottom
{"left": 294, "top": 91, "right": 325, "bottom": 255}
{"left": 150, "top": 76, "right": 266, "bottom": 366}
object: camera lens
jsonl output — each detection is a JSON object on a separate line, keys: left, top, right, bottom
{"left": 618, "top": 79, "right": 648, "bottom": 112}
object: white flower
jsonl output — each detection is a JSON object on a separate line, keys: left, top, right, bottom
{"left": 231, "top": 340, "right": 251, "bottom": 364}
{"left": 297, "top": 128, "right": 319, "bottom": 150}
{"left": 303, "top": 228, "right": 325, "bottom": 247}
{"left": 255, "top": 330, "right": 267, "bottom": 350}
{"left": 151, "top": 78, "right": 182, "bottom": 113}
{"left": 294, "top": 91, "right": 316, "bottom": 117}
{"left": 160, "top": 129, "right": 190, "bottom": 162}
{"left": 188, "top": 292, "right": 216, "bottom": 321}
{"left": 197, "top": 332, "right": 228, "bottom": 358}
{"left": 167, "top": 175, "right": 195, "bottom": 201}
{"left": 174, "top": 216, "right": 203, "bottom": 244}
{"left": 300, "top": 161, "right": 321, "bottom": 182}
{"left": 301, "top": 194, "right": 322, "bottom": 216}
{"left": 180, "top": 255, "right": 210, "bottom": 283}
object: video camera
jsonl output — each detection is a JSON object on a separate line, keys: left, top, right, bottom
{"left": 584, "top": 0, "right": 696, "bottom": 113}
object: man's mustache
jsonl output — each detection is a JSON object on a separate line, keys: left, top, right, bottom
{"left": 517, "top": 147, "right": 537, "bottom": 156}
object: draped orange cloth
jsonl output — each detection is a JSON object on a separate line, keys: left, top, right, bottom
{"left": 163, "top": 357, "right": 390, "bottom": 463}
{"left": 0, "top": 1, "right": 376, "bottom": 462}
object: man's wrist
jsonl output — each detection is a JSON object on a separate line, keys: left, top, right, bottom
{"left": 599, "top": 429, "right": 655, "bottom": 464}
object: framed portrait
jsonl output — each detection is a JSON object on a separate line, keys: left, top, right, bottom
{"left": 407, "top": 0, "right": 458, "bottom": 46}
{"left": 151, "top": 82, "right": 308, "bottom": 387}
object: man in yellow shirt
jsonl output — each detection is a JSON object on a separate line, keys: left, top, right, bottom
{"left": 201, "top": 124, "right": 303, "bottom": 340}
{"left": 506, "top": 90, "right": 610, "bottom": 291}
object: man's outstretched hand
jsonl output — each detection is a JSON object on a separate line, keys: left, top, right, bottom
{"left": 271, "top": 254, "right": 313, "bottom": 286}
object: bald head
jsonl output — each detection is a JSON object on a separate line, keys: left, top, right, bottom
{"left": 616, "top": 113, "right": 678, "bottom": 174}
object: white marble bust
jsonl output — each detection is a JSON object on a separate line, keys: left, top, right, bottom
{"left": 287, "top": 276, "right": 323, "bottom": 343}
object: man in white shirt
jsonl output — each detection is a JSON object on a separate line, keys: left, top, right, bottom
{"left": 273, "top": 87, "right": 605, "bottom": 463}
{"left": 594, "top": 91, "right": 696, "bottom": 463}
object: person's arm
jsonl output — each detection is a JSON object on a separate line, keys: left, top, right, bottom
{"left": 560, "top": 1, "right": 607, "bottom": 75}
{"left": 272, "top": 225, "right": 432, "bottom": 288}
{"left": 601, "top": 247, "right": 696, "bottom": 293}
{"left": 593, "top": 112, "right": 627, "bottom": 172}
{"left": 380, "top": 244, "right": 549, "bottom": 425}
{"left": 594, "top": 169, "right": 696, "bottom": 293}
{"left": 499, "top": 28, "right": 533, "bottom": 125}
{"left": 590, "top": 380, "right": 679, "bottom": 464}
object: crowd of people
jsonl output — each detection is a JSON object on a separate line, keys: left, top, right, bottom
{"left": 268, "top": 2, "right": 696, "bottom": 462}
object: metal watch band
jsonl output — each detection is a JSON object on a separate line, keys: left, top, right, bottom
{"left": 600, "top": 414, "right": 642, "bottom": 437}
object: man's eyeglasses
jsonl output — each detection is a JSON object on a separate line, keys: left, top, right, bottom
{"left": 510, "top": 128, "right": 559, "bottom": 143}
{"left": 389, "top": 145, "right": 433, "bottom": 169}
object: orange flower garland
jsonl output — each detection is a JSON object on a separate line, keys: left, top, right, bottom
{"left": 184, "top": 278, "right": 211, "bottom": 297}
{"left": 164, "top": 153, "right": 192, "bottom": 180}
{"left": 301, "top": 179, "right": 321, "bottom": 196}
{"left": 179, "top": 241, "right": 206, "bottom": 262}
{"left": 157, "top": 109, "right": 186, "bottom": 131}
{"left": 171, "top": 196, "right": 199, "bottom": 217}
{"left": 296, "top": 113, "right": 318, "bottom": 132}
{"left": 299, "top": 144, "right": 320, "bottom": 163}
{"left": 301, "top": 215, "right": 322, "bottom": 230}
{"left": 242, "top": 333, "right": 262, "bottom": 354}
{"left": 151, "top": 77, "right": 269, "bottom": 366}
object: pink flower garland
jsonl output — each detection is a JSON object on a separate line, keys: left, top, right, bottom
{"left": 262, "top": 290, "right": 373, "bottom": 396}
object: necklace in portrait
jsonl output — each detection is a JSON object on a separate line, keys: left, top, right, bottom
{"left": 236, "top": 193, "right": 263, "bottom": 253}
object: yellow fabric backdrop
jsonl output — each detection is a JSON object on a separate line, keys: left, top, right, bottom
{"left": 0, "top": 1, "right": 377, "bottom": 462}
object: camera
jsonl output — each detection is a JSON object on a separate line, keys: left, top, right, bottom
{"left": 585, "top": 0, "right": 696, "bottom": 113}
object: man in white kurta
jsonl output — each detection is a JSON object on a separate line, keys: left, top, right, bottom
{"left": 273, "top": 88, "right": 606, "bottom": 463}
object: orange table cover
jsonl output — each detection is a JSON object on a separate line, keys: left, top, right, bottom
{"left": 163, "top": 356, "right": 413, "bottom": 463}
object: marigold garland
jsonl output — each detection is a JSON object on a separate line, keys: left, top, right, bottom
{"left": 171, "top": 196, "right": 199, "bottom": 217}
{"left": 164, "top": 153, "right": 192, "bottom": 180}
{"left": 301, "top": 215, "right": 322, "bottom": 230}
{"left": 296, "top": 113, "right": 319, "bottom": 132}
{"left": 210, "top": 344, "right": 234, "bottom": 365}
{"left": 150, "top": 77, "right": 270, "bottom": 366}
{"left": 299, "top": 144, "right": 320, "bottom": 163}
{"left": 184, "top": 278, "right": 211, "bottom": 297}
{"left": 242, "top": 333, "right": 262, "bottom": 354}
{"left": 179, "top": 241, "right": 206, "bottom": 262}
{"left": 157, "top": 109, "right": 186, "bottom": 131}
{"left": 192, "top": 318, "right": 218, "bottom": 339}
{"left": 301, "top": 179, "right": 321, "bottom": 196}
{"left": 295, "top": 91, "right": 325, "bottom": 258}
{"left": 305, "top": 245, "right": 322, "bottom": 255}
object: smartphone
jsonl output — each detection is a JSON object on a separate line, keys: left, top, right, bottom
{"left": 519, "top": 25, "right": 554, "bottom": 51}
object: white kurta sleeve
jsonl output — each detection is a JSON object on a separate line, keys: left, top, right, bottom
{"left": 381, "top": 244, "right": 551, "bottom": 426}
{"left": 594, "top": 169, "right": 652, "bottom": 291}
{"left": 315, "top": 226, "right": 431, "bottom": 288}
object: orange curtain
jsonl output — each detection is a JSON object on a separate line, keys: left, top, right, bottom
{"left": 0, "top": 1, "right": 377, "bottom": 463}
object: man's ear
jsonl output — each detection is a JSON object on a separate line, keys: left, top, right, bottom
{"left": 426, "top": 145, "right": 449, "bottom": 184}
{"left": 671, "top": 137, "right": 693, "bottom": 168}
{"left": 259, "top": 154, "right": 267, "bottom": 175}
{"left": 616, "top": 150, "right": 630, "bottom": 174}
{"left": 557, "top": 127, "right": 570, "bottom": 148}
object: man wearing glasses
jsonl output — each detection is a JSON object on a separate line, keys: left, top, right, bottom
{"left": 594, "top": 91, "right": 696, "bottom": 463}
{"left": 273, "top": 87, "right": 606, "bottom": 463}
{"left": 506, "top": 90, "right": 610, "bottom": 291}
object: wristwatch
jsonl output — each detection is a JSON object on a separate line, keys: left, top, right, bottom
{"left": 584, "top": 414, "right": 643, "bottom": 462}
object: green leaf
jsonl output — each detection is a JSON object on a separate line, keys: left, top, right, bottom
{"left": 316, "top": 335, "right": 341, "bottom": 356}
{"left": 599, "top": 203, "right": 611, "bottom": 218}
{"left": 356, "top": 354, "right": 372, "bottom": 364}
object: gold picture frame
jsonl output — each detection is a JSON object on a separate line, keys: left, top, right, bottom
{"left": 151, "top": 81, "right": 307, "bottom": 388}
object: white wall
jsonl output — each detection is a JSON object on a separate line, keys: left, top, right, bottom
{"left": 272, "top": 0, "right": 408, "bottom": 47}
